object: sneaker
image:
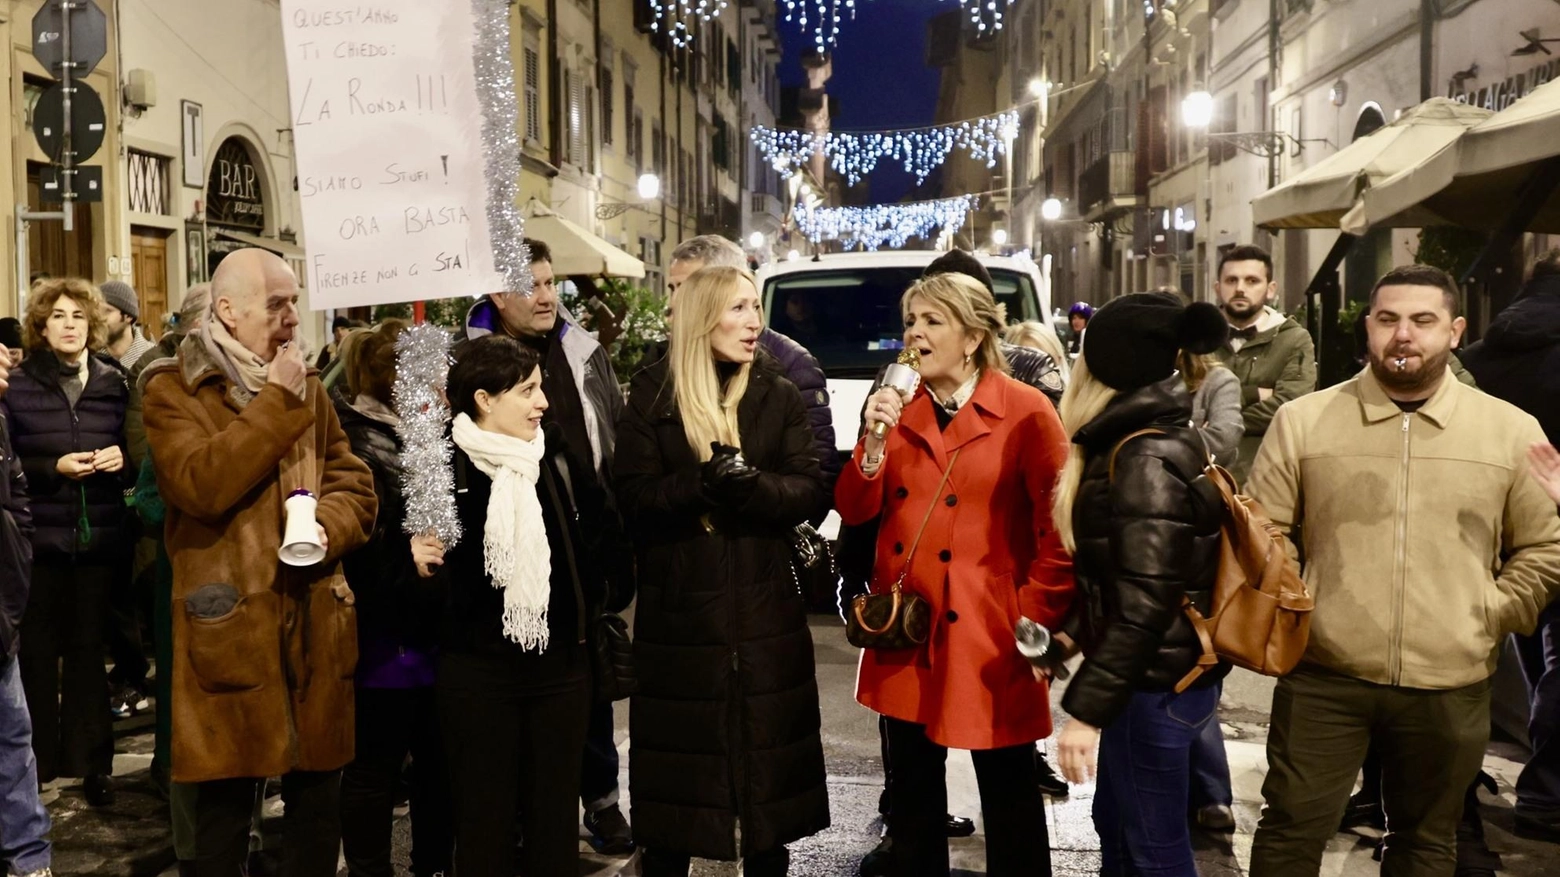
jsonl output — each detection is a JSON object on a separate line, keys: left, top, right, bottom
{"left": 1195, "top": 803, "right": 1236, "bottom": 832}
{"left": 583, "top": 804, "right": 635, "bottom": 855}
{"left": 14, "top": 869, "right": 53, "bottom": 877}
{"left": 109, "top": 683, "right": 149, "bottom": 719}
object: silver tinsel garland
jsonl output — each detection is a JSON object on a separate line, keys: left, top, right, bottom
{"left": 471, "top": 0, "right": 533, "bottom": 297}
{"left": 393, "top": 324, "right": 462, "bottom": 546}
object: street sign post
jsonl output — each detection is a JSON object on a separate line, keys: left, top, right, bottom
{"left": 24, "top": 0, "right": 107, "bottom": 235}
{"left": 31, "top": 0, "right": 106, "bottom": 77}
{"left": 33, "top": 80, "right": 105, "bottom": 163}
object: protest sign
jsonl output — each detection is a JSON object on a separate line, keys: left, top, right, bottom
{"left": 280, "top": 2, "right": 522, "bottom": 309}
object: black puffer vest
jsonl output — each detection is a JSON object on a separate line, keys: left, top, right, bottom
{"left": 1060, "top": 376, "right": 1227, "bottom": 729}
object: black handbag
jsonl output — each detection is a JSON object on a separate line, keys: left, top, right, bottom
{"left": 844, "top": 450, "right": 959, "bottom": 650}
{"left": 591, "top": 612, "right": 638, "bottom": 704}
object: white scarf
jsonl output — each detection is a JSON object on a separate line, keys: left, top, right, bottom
{"left": 450, "top": 413, "right": 552, "bottom": 651}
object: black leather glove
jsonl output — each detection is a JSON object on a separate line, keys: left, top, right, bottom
{"left": 701, "top": 442, "right": 759, "bottom": 506}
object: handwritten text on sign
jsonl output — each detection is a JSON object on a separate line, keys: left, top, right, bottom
{"left": 280, "top": 2, "right": 505, "bottom": 309}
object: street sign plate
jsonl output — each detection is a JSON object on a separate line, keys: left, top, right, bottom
{"left": 40, "top": 165, "right": 103, "bottom": 203}
{"left": 33, "top": 80, "right": 106, "bottom": 163}
{"left": 32, "top": 0, "right": 108, "bottom": 77}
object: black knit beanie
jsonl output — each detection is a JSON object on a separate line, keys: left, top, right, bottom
{"left": 1082, "top": 291, "right": 1229, "bottom": 391}
{"left": 923, "top": 250, "right": 995, "bottom": 295}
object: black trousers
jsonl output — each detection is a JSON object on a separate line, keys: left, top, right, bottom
{"left": 438, "top": 651, "right": 591, "bottom": 877}
{"left": 19, "top": 560, "right": 113, "bottom": 780}
{"left": 579, "top": 699, "right": 620, "bottom": 810}
{"left": 192, "top": 771, "right": 341, "bottom": 877}
{"left": 106, "top": 542, "right": 152, "bottom": 688}
{"left": 341, "top": 686, "right": 452, "bottom": 877}
{"left": 883, "top": 717, "right": 1051, "bottom": 877}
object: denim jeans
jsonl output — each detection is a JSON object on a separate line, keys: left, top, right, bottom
{"left": 1094, "top": 685, "right": 1218, "bottom": 877}
{"left": 580, "top": 699, "right": 620, "bottom": 811}
{"left": 1188, "top": 679, "right": 1233, "bottom": 808}
{"left": 0, "top": 656, "right": 52, "bottom": 876}
{"left": 1516, "top": 602, "right": 1560, "bottom": 823}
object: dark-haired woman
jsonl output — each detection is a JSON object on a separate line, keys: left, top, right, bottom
{"left": 335, "top": 320, "right": 453, "bottom": 877}
{"left": 3, "top": 278, "right": 130, "bottom": 806}
{"left": 1050, "top": 291, "right": 1231, "bottom": 875}
{"left": 416, "top": 334, "right": 625, "bottom": 876}
{"left": 615, "top": 266, "right": 830, "bottom": 876}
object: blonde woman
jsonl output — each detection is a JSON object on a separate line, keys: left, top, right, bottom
{"left": 835, "top": 272, "right": 1074, "bottom": 877}
{"left": 1048, "top": 291, "right": 1229, "bottom": 875}
{"left": 614, "top": 266, "right": 830, "bottom": 876}
{"left": 1002, "top": 319, "right": 1071, "bottom": 388}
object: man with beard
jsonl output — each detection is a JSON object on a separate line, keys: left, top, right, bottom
{"left": 1210, "top": 245, "right": 1316, "bottom": 485}
{"left": 1245, "top": 264, "right": 1560, "bottom": 874}
{"left": 100, "top": 280, "right": 155, "bottom": 370}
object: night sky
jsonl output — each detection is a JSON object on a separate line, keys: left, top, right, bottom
{"left": 778, "top": 0, "right": 946, "bottom": 204}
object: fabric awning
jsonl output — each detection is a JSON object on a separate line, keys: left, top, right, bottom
{"left": 211, "top": 228, "right": 306, "bottom": 260}
{"left": 1343, "top": 79, "right": 1560, "bottom": 234}
{"left": 523, "top": 199, "right": 646, "bottom": 278}
{"left": 1252, "top": 98, "right": 1491, "bottom": 230}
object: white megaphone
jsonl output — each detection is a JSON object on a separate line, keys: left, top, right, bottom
{"left": 279, "top": 489, "right": 326, "bottom": 567}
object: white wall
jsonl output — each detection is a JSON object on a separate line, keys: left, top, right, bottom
{"left": 117, "top": 0, "right": 317, "bottom": 346}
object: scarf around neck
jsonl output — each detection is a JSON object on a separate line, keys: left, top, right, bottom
{"left": 352, "top": 394, "right": 401, "bottom": 428}
{"left": 450, "top": 413, "right": 552, "bottom": 651}
{"left": 200, "top": 318, "right": 269, "bottom": 399}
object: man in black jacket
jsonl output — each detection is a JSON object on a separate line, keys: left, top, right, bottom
{"left": 0, "top": 347, "right": 49, "bottom": 877}
{"left": 1461, "top": 250, "right": 1560, "bottom": 843}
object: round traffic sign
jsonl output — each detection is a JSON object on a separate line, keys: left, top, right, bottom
{"left": 33, "top": 80, "right": 106, "bottom": 163}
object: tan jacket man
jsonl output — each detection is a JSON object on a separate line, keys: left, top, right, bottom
{"left": 1247, "top": 264, "right": 1560, "bottom": 877}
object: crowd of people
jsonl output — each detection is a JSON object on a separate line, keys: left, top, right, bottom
{"left": 0, "top": 236, "right": 1557, "bottom": 877}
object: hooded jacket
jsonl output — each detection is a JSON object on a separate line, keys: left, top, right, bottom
{"left": 1212, "top": 308, "right": 1317, "bottom": 485}
{"left": 1060, "top": 376, "right": 1226, "bottom": 729}
{"left": 1460, "top": 274, "right": 1560, "bottom": 443}
{"left": 461, "top": 299, "right": 622, "bottom": 480}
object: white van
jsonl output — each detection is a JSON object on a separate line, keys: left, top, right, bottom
{"left": 756, "top": 249, "right": 1056, "bottom": 459}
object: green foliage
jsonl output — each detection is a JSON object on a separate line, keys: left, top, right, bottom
{"left": 372, "top": 302, "right": 413, "bottom": 322}
{"left": 424, "top": 296, "right": 476, "bottom": 329}
{"left": 1288, "top": 298, "right": 1369, "bottom": 389}
{"left": 1414, "top": 227, "right": 1485, "bottom": 280}
{"left": 559, "top": 278, "right": 667, "bottom": 385}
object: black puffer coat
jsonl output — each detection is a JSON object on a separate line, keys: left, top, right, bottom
{"left": 2, "top": 350, "right": 130, "bottom": 560}
{"left": 0, "top": 419, "right": 34, "bottom": 658}
{"left": 1060, "top": 376, "right": 1226, "bottom": 729}
{"left": 1461, "top": 274, "right": 1560, "bottom": 443}
{"left": 614, "top": 354, "right": 830, "bottom": 860}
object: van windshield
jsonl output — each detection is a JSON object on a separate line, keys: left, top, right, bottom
{"left": 763, "top": 267, "right": 1041, "bottom": 379}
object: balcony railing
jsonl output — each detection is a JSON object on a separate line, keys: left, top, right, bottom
{"left": 1079, "top": 151, "right": 1138, "bottom": 219}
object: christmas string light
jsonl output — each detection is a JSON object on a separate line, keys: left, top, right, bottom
{"left": 752, "top": 111, "right": 1019, "bottom": 186}
{"left": 648, "top": 0, "right": 730, "bottom": 49}
{"left": 780, "top": 0, "right": 858, "bottom": 53}
{"left": 792, "top": 194, "right": 979, "bottom": 250}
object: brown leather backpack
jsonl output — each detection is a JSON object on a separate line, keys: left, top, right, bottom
{"left": 1110, "top": 429, "right": 1314, "bottom": 692}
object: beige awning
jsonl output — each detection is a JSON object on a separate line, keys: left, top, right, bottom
{"left": 522, "top": 199, "right": 646, "bottom": 278}
{"left": 1343, "top": 78, "right": 1560, "bottom": 234}
{"left": 1252, "top": 98, "right": 1491, "bottom": 230}
{"left": 211, "top": 228, "right": 307, "bottom": 260}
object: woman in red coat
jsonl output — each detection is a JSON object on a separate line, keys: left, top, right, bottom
{"left": 835, "top": 272, "right": 1075, "bottom": 877}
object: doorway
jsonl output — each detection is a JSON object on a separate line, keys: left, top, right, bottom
{"left": 26, "top": 162, "right": 95, "bottom": 281}
{"left": 130, "top": 230, "right": 171, "bottom": 339}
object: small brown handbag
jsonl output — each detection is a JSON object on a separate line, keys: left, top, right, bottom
{"left": 845, "top": 451, "right": 960, "bottom": 650}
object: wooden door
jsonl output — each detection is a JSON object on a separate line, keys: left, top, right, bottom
{"left": 27, "top": 162, "right": 95, "bottom": 281}
{"left": 130, "top": 231, "right": 170, "bottom": 339}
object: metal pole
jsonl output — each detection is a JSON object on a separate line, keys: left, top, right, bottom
{"left": 59, "top": 0, "right": 76, "bottom": 232}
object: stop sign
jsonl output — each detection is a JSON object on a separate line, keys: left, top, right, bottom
{"left": 32, "top": 0, "right": 107, "bottom": 77}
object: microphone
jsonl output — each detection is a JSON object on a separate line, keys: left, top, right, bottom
{"left": 869, "top": 349, "right": 922, "bottom": 439}
{"left": 1016, "top": 616, "right": 1071, "bottom": 681}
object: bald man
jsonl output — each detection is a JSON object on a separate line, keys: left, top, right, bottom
{"left": 142, "top": 248, "right": 377, "bottom": 876}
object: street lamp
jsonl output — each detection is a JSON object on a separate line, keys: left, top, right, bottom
{"left": 637, "top": 173, "right": 661, "bottom": 200}
{"left": 1041, "top": 197, "right": 1062, "bottom": 221}
{"left": 1181, "top": 89, "right": 1215, "bottom": 129}
{"left": 1028, "top": 78, "right": 1050, "bottom": 98}
{"left": 787, "top": 249, "right": 801, "bottom": 262}
{"left": 992, "top": 228, "right": 1009, "bottom": 247}
{"left": 748, "top": 231, "right": 765, "bottom": 249}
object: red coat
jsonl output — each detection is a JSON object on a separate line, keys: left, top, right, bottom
{"left": 835, "top": 370, "right": 1074, "bottom": 750}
